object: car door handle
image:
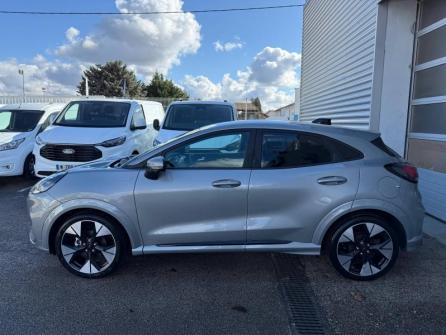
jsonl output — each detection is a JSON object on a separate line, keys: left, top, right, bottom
{"left": 317, "top": 176, "right": 347, "bottom": 185}
{"left": 212, "top": 179, "right": 242, "bottom": 188}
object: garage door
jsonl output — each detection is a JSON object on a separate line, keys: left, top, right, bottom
{"left": 408, "top": 0, "right": 446, "bottom": 221}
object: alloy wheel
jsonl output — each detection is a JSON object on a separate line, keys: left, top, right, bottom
{"left": 60, "top": 220, "right": 117, "bottom": 275}
{"left": 336, "top": 222, "right": 394, "bottom": 277}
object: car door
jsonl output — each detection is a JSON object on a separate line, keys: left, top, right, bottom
{"left": 134, "top": 130, "right": 254, "bottom": 247}
{"left": 247, "top": 130, "right": 361, "bottom": 246}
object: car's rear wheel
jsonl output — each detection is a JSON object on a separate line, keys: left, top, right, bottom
{"left": 328, "top": 215, "right": 399, "bottom": 281}
{"left": 55, "top": 214, "right": 124, "bottom": 278}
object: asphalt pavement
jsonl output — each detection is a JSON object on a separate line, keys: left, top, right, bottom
{"left": 1, "top": 176, "right": 446, "bottom": 335}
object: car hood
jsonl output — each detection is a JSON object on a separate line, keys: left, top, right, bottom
{"left": 39, "top": 125, "right": 126, "bottom": 145}
{"left": 155, "top": 129, "right": 187, "bottom": 144}
{"left": 0, "top": 132, "right": 26, "bottom": 144}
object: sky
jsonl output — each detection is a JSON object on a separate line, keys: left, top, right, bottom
{"left": 0, "top": 0, "right": 303, "bottom": 110}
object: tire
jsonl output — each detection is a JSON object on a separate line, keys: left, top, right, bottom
{"left": 23, "top": 154, "right": 36, "bottom": 179}
{"left": 55, "top": 214, "right": 124, "bottom": 278}
{"left": 328, "top": 215, "right": 400, "bottom": 281}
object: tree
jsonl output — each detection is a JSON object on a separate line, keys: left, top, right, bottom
{"left": 143, "top": 72, "right": 188, "bottom": 99}
{"left": 251, "top": 97, "right": 262, "bottom": 112}
{"left": 77, "top": 61, "right": 142, "bottom": 97}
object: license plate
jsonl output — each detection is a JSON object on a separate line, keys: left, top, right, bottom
{"left": 56, "top": 164, "right": 75, "bottom": 171}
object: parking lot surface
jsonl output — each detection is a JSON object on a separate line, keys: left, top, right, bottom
{"left": 0, "top": 177, "right": 290, "bottom": 335}
{"left": 1, "top": 177, "right": 446, "bottom": 334}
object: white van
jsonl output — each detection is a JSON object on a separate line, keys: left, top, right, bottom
{"left": 33, "top": 98, "right": 164, "bottom": 177}
{"left": 0, "top": 103, "right": 65, "bottom": 177}
{"left": 152, "top": 101, "right": 237, "bottom": 146}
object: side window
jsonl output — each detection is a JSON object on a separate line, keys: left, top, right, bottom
{"left": 0, "top": 111, "right": 12, "bottom": 130}
{"left": 261, "top": 131, "right": 362, "bottom": 168}
{"left": 38, "top": 112, "right": 58, "bottom": 134}
{"left": 63, "top": 104, "right": 79, "bottom": 121}
{"left": 132, "top": 106, "right": 146, "bottom": 127}
{"left": 165, "top": 132, "right": 250, "bottom": 169}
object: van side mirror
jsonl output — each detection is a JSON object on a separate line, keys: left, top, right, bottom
{"left": 153, "top": 119, "right": 160, "bottom": 131}
{"left": 145, "top": 156, "right": 165, "bottom": 180}
{"left": 131, "top": 116, "right": 147, "bottom": 131}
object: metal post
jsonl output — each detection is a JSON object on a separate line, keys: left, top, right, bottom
{"left": 245, "top": 98, "right": 248, "bottom": 120}
{"left": 18, "top": 69, "right": 25, "bottom": 101}
{"left": 84, "top": 76, "right": 89, "bottom": 96}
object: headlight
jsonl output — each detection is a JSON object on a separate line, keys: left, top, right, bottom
{"left": 153, "top": 138, "right": 161, "bottom": 147}
{"left": 98, "top": 136, "right": 126, "bottom": 148}
{"left": 31, "top": 171, "right": 67, "bottom": 194}
{"left": 0, "top": 138, "right": 25, "bottom": 151}
{"left": 35, "top": 135, "right": 45, "bottom": 146}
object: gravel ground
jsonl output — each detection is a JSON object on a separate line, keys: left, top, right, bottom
{"left": 302, "top": 236, "right": 446, "bottom": 335}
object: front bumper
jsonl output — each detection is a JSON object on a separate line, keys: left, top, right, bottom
{"left": 28, "top": 191, "right": 61, "bottom": 251}
{"left": 0, "top": 150, "right": 26, "bottom": 176}
{"left": 33, "top": 145, "right": 129, "bottom": 178}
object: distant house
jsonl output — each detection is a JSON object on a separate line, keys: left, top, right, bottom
{"left": 235, "top": 102, "right": 267, "bottom": 120}
{"left": 267, "top": 103, "right": 297, "bottom": 121}
{"left": 266, "top": 89, "right": 300, "bottom": 120}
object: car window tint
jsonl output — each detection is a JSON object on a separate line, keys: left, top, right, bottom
{"left": 261, "top": 131, "right": 362, "bottom": 168}
{"left": 165, "top": 132, "right": 250, "bottom": 169}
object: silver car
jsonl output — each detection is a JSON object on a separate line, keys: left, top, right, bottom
{"left": 28, "top": 121, "right": 424, "bottom": 280}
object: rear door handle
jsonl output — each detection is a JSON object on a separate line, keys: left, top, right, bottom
{"left": 212, "top": 179, "right": 242, "bottom": 188}
{"left": 317, "top": 176, "right": 347, "bottom": 185}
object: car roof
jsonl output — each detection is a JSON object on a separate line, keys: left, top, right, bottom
{"left": 168, "top": 100, "right": 234, "bottom": 106}
{"left": 68, "top": 97, "right": 136, "bottom": 104}
{"left": 0, "top": 102, "right": 65, "bottom": 111}
{"left": 201, "top": 120, "right": 379, "bottom": 140}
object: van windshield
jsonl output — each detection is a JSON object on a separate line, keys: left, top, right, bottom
{"left": 54, "top": 101, "right": 131, "bottom": 128}
{"left": 0, "top": 110, "right": 44, "bottom": 132}
{"left": 163, "top": 104, "right": 234, "bottom": 131}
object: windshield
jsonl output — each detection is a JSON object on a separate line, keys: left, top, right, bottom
{"left": 54, "top": 101, "right": 131, "bottom": 128}
{"left": 163, "top": 104, "right": 234, "bottom": 131}
{"left": 0, "top": 110, "right": 44, "bottom": 132}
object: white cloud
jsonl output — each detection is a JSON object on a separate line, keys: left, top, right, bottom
{"left": 0, "top": 57, "right": 81, "bottom": 96}
{"left": 56, "top": 0, "right": 201, "bottom": 78}
{"left": 183, "top": 47, "right": 301, "bottom": 111}
{"left": 249, "top": 47, "right": 301, "bottom": 86}
{"left": 65, "top": 27, "right": 80, "bottom": 43}
{"left": 214, "top": 39, "right": 244, "bottom": 52}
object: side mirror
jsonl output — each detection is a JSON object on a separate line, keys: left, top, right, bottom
{"left": 153, "top": 119, "right": 160, "bottom": 131}
{"left": 145, "top": 156, "right": 165, "bottom": 180}
{"left": 131, "top": 116, "right": 147, "bottom": 131}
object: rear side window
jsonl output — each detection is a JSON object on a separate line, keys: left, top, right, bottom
{"left": 371, "top": 137, "right": 401, "bottom": 158}
{"left": 261, "top": 131, "right": 363, "bottom": 168}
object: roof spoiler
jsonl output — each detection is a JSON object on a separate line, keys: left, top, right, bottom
{"left": 312, "top": 118, "right": 331, "bottom": 125}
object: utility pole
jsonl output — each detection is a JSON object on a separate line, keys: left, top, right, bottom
{"left": 18, "top": 69, "right": 25, "bottom": 101}
{"left": 83, "top": 76, "right": 89, "bottom": 96}
{"left": 245, "top": 98, "right": 248, "bottom": 120}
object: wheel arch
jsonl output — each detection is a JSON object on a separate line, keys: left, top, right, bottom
{"left": 48, "top": 208, "right": 133, "bottom": 255}
{"left": 320, "top": 209, "right": 407, "bottom": 253}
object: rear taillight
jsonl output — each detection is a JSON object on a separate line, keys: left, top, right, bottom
{"left": 385, "top": 162, "right": 418, "bottom": 183}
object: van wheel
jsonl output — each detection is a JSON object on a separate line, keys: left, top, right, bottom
{"left": 23, "top": 154, "right": 36, "bottom": 179}
{"left": 328, "top": 215, "right": 399, "bottom": 281}
{"left": 55, "top": 214, "right": 124, "bottom": 278}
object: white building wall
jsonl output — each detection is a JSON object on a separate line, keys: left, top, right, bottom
{"left": 299, "top": 0, "right": 378, "bottom": 129}
{"left": 372, "top": 0, "right": 418, "bottom": 156}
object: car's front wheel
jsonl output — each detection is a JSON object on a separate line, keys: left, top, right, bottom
{"left": 328, "top": 215, "right": 400, "bottom": 281}
{"left": 55, "top": 214, "right": 124, "bottom": 278}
